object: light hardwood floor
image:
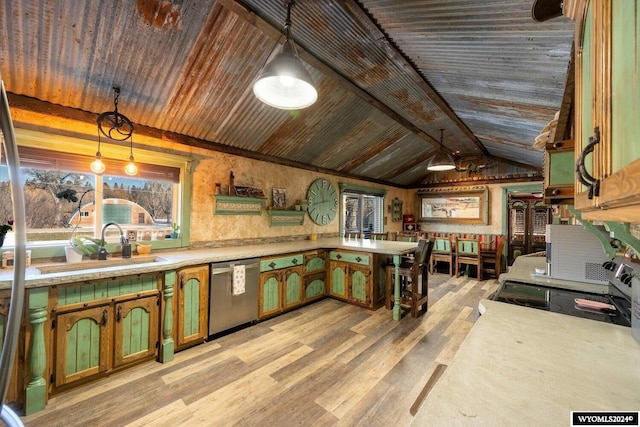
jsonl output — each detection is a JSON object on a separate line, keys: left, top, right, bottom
{"left": 21, "top": 273, "right": 498, "bottom": 427}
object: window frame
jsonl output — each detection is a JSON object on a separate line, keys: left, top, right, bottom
{"left": 338, "top": 183, "right": 387, "bottom": 238}
{"left": 4, "top": 128, "right": 192, "bottom": 260}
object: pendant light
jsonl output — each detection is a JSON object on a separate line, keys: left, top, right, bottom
{"left": 94, "top": 87, "right": 136, "bottom": 175}
{"left": 124, "top": 135, "right": 138, "bottom": 176}
{"left": 90, "top": 130, "right": 106, "bottom": 174}
{"left": 427, "top": 129, "right": 456, "bottom": 171}
{"left": 252, "top": 0, "right": 317, "bottom": 110}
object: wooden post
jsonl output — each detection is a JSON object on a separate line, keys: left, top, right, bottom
{"left": 160, "top": 271, "right": 175, "bottom": 363}
{"left": 25, "top": 287, "right": 48, "bottom": 415}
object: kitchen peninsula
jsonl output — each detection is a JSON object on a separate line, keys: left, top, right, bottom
{"left": 0, "top": 237, "right": 418, "bottom": 415}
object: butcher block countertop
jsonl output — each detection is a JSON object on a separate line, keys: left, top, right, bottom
{"left": 0, "top": 237, "right": 417, "bottom": 289}
{"left": 411, "top": 299, "right": 640, "bottom": 426}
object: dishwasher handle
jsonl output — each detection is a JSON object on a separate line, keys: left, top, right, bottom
{"left": 210, "top": 262, "right": 259, "bottom": 276}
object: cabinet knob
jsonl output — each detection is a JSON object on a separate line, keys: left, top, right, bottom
{"left": 551, "top": 189, "right": 560, "bottom": 196}
{"left": 101, "top": 309, "right": 108, "bottom": 326}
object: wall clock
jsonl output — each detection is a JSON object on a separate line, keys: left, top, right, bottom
{"left": 306, "top": 178, "right": 338, "bottom": 225}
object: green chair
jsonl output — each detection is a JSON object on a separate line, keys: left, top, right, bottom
{"left": 456, "top": 237, "right": 481, "bottom": 279}
{"left": 430, "top": 237, "right": 455, "bottom": 276}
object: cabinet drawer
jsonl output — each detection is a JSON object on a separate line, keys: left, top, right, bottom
{"left": 260, "top": 254, "right": 303, "bottom": 272}
{"left": 329, "top": 251, "right": 370, "bottom": 266}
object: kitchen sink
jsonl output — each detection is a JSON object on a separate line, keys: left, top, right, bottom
{"left": 33, "top": 255, "right": 168, "bottom": 274}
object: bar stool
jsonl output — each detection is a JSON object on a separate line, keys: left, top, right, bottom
{"left": 384, "top": 239, "right": 433, "bottom": 317}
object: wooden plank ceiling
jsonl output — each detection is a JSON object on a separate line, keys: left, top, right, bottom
{"left": 0, "top": 0, "right": 574, "bottom": 187}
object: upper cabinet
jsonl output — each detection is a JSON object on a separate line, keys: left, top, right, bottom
{"left": 573, "top": 0, "right": 640, "bottom": 221}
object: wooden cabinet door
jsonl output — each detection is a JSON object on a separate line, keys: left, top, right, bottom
{"left": 575, "top": 0, "right": 597, "bottom": 208}
{"left": 591, "top": 1, "right": 640, "bottom": 219}
{"left": 176, "top": 265, "right": 208, "bottom": 349}
{"left": 348, "top": 264, "right": 371, "bottom": 307}
{"left": 259, "top": 271, "right": 282, "bottom": 318}
{"left": 282, "top": 266, "right": 303, "bottom": 310}
{"left": 575, "top": 0, "right": 640, "bottom": 220}
{"left": 113, "top": 294, "right": 160, "bottom": 368}
{"left": 329, "top": 261, "right": 348, "bottom": 300}
{"left": 54, "top": 306, "right": 111, "bottom": 388}
{"left": 304, "top": 272, "right": 326, "bottom": 302}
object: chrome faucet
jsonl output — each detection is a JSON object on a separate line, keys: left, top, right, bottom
{"left": 98, "top": 222, "right": 131, "bottom": 260}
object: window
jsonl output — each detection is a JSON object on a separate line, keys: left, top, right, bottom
{"left": 342, "top": 189, "right": 384, "bottom": 238}
{"left": 0, "top": 141, "right": 185, "bottom": 251}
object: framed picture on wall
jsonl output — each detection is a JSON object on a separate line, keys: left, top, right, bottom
{"left": 419, "top": 189, "right": 488, "bottom": 224}
{"left": 272, "top": 188, "right": 286, "bottom": 209}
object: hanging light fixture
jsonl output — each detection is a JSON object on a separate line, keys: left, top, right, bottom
{"left": 124, "top": 135, "right": 138, "bottom": 176}
{"left": 90, "top": 129, "right": 106, "bottom": 174}
{"left": 252, "top": 0, "right": 317, "bottom": 110}
{"left": 427, "top": 129, "right": 456, "bottom": 171}
{"left": 95, "top": 87, "right": 136, "bottom": 175}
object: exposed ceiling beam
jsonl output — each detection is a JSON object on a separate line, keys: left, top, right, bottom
{"left": 6, "top": 93, "right": 403, "bottom": 188}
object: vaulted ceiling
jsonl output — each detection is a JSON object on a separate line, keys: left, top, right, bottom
{"left": 0, "top": 0, "right": 574, "bottom": 187}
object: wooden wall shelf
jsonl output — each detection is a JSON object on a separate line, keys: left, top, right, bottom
{"left": 214, "top": 195, "right": 265, "bottom": 215}
{"left": 267, "top": 210, "right": 306, "bottom": 226}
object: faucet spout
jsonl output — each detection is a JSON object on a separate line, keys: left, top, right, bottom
{"left": 98, "top": 222, "right": 131, "bottom": 260}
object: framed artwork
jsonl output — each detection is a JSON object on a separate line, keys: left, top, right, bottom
{"left": 272, "top": 188, "right": 286, "bottom": 209}
{"left": 419, "top": 189, "right": 488, "bottom": 224}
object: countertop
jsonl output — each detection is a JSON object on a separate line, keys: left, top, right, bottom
{"left": 411, "top": 299, "right": 640, "bottom": 426}
{"left": 498, "top": 256, "right": 610, "bottom": 294}
{"left": 0, "top": 237, "right": 417, "bottom": 289}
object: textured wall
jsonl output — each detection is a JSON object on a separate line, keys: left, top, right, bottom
{"left": 190, "top": 151, "right": 412, "bottom": 243}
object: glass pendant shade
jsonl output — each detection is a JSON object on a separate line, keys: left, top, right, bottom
{"left": 253, "top": 41, "right": 317, "bottom": 110}
{"left": 90, "top": 153, "right": 106, "bottom": 174}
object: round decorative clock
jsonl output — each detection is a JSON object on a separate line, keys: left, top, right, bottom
{"left": 306, "top": 178, "right": 338, "bottom": 225}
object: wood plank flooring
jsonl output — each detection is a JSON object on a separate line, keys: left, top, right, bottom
{"left": 21, "top": 273, "right": 498, "bottom": 427}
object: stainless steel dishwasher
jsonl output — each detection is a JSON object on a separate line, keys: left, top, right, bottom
{"left": 208, "top": 258, "right": 260, "bottom": 337}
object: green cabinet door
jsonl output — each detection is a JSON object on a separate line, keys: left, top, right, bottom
{"left": 282, "top": 267, "right": 303, "bottom": 309}
{"left": 55, "top": 305, "right": 111, "bottom": 388}
{"left": 349, "top": 265, "right": 370, "bottom": 306}
{"left": 176, "top": 265, "right": 208, "bottom": 350}
{"left": 329, "top": 262, "right": 348, "bottom": 299}
{"left": 611, "top": 0, "right": 640, "bottom": 173}
{"left": 259, "top": 271, "right": 282, "bottom": 318}
{"left": 114, "top": 295, "right": 160, "bottom": 368}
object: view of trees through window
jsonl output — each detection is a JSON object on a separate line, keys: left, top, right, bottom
{"left": 343, "top": 192, "right": 383, "bottom": 238}
{"left": 0, "top": 165, "right": 175, "bottom": 244}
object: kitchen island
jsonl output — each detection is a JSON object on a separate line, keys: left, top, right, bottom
{"left": 411, "top": 298, "right": 640, "bottom": 426}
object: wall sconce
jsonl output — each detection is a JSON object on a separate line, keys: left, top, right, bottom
{"left": 94, "top": 87, "right": 136, "bottom": 175}
{"left": 252, "top": 0, "right": 317, "bottom": 110}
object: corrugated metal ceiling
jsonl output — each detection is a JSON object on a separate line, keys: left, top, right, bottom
{"left": 0, "top": 0, "right": 574, "bottom": 187}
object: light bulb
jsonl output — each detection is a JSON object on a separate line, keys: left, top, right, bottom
{"left": 125, "top": 156, "right": 138, "bottom": 176}
{"left": 90, "top": 155, "right": 105, "bottom": 174}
